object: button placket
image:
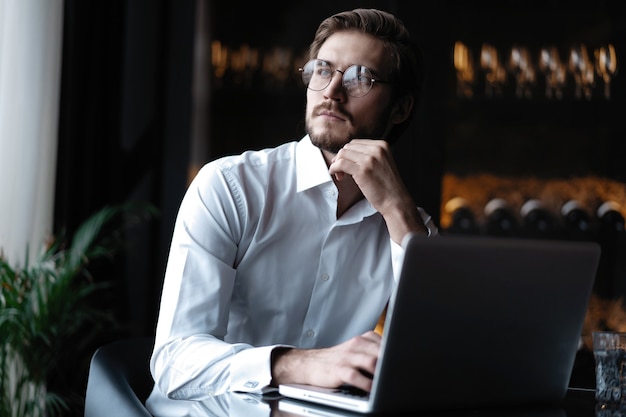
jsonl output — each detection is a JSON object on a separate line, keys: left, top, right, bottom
{"left": 299, "top": 224, "right": 342, "bottom": 347}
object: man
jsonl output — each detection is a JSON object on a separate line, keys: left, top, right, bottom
{"left": 150, "top": 8, "right": 437, "bottom": 401}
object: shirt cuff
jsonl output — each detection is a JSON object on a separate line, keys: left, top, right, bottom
{"left": 417, "top": 206, "right": 438, "bottom": 237}
{"left": 230, "top": 345, "right": 290, "bottom": 394}
{"left": 390, "top": 239, "right": 405, "bottom": 282}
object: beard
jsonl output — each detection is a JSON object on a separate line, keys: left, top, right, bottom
{"left": 305, "top": 102, "right": 393, "bottom": 154}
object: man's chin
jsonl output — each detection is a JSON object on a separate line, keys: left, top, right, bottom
{"left": 308, "top": 128, "right": 351, "bottom": 153}
{"left": 309, "top": 135, "right": 347, "bottom": 155}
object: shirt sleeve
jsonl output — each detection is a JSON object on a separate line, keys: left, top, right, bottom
{"left": 390, "top": 206, "right": 439, "bottom": 281}
{"left": 150, "top": 163, "right": 279, "bottom": 399}
{"left": 151, "top": 336, "right": 286, "bottom": 399}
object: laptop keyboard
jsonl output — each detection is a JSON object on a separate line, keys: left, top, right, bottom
{"left": 334, "top": 385, "right": 369, "bottom": 398}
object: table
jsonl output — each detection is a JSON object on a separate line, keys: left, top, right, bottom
{"left": 146, "top": 387, "right": 609, "bottom": 417}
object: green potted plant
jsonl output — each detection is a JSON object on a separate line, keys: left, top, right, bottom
{"left": 0, "top": 203, "right": 156, "bottom": 417}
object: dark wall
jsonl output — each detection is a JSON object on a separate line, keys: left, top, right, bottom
{"left": 56, "top": 0, "right": 196, "bottom": 338}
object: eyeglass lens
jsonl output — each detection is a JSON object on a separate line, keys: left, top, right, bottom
{"left": 300, "top": 59, "right": 376, "bottom": 98}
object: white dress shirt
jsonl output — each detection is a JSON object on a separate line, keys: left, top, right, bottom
{"left": 150, "top": 135, "right": 436, "bottom": 400}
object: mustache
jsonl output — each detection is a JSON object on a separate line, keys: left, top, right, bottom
{"left": 312, "top": 103, "right": 351, "bottom": 121}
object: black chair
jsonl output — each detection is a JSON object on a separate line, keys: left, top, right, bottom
{"left": 84, "top": 337, "right": 155, "bottom": 417}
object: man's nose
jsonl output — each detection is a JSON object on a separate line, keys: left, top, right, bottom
{"left": 324, "top": 70, "right": 346, "bottom": 99}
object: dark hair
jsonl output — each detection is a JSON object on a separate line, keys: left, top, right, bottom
{"left": 308, "top": 9, "right": 423, "bottom": 140}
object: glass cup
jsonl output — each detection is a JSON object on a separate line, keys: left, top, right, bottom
{"left": 593, "top": 331, "right": 626, "bottom": 405}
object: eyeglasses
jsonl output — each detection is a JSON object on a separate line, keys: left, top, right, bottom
{"left": 299, "top": 59, "right": 390, "bottom": 98}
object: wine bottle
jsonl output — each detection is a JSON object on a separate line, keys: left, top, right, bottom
{"left": 484, "top": 198, "right": 518, "bottom": 237}
{"left": 443, "top": 197, "right": 479, "bottom": 235}
{"left": 520, "top": 199, "right": 559, "bottom": 238}
{"left": 595, "top": 201, "right": 625, "bottom": 302}
{"left": 597, "top": 201, "right": 625, "bottom": 233}
{"left": 561, "top": 199, "right": 593, "bottom": 240}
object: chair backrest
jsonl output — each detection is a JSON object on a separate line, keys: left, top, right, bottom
{"left": 84, "top": 336, "right": 155, "bottom": 417}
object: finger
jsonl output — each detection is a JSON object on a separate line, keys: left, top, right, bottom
{"left": 343, "top": 369, "right": 375, "bottom": 393}
{"left": 329, "top": 154, "right": 347, "bottom": 181}
{"left": 340, "top": 353, "right": 377, "bottom": 392}
{"left": 329, "top": 157, "right": 358, "bottom": 178}
{"left": 335, "top": 143, "right": 389, "bottom": 176}
{"left": 352, "top": 351, "right": 378, "bottom": 375}
{"left": 345, "top": 333, "right": 381, "bottom": 373}
{"left": 342, "top": 139, "right": 390, "bottom": 157}
{"left": 360, "top": 330, "right": 382, "bottom": 343}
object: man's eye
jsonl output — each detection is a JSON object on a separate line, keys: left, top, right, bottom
{"left": 317, "top": 68, "right": 331, "bottom": 77}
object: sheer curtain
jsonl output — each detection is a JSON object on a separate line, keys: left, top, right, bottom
{"left": 0, "top": 0, "right": 64, "bottom": 266}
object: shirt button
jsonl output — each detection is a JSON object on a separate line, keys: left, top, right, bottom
{"left": 306, "top": 330, "right": 315, "bottom": 338}
{"left": 326, "top": 189, "right": 336, "bottom": 198}
{"left": 321, "top": 273, "right": 330, "bottom": 281}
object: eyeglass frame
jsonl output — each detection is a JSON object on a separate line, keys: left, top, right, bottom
{"left": 299, "top": 59, "right": 391, "bottom": 98}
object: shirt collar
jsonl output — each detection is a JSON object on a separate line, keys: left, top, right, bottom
{"left": 296, "top": 135, "right": 333, "bottom": 193}
{"left": 295, "top": 135, "right": 378, "bottom": 220}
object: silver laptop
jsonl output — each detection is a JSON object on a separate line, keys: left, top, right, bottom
{"left": 278, "top": 234, "right": 601, "bottom": 413}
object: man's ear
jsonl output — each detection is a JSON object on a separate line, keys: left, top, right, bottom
{"left": 390, "top": 95, "right": 414, "bottom": 125}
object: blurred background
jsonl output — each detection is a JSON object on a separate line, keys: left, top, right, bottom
{"left": 1, "top": 0, "right": 625, "bottom": 412}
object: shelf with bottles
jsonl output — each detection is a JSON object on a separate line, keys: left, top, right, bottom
{"left": 453, "top": 40, "right": 619, "bottom": 102}
{"left": 440, "top": 173, "right": 626, "bottom": 241}
{"left": 209, "top": 40, "right": 308, "bottom": 93}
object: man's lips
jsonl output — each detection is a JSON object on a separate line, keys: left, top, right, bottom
{"left": 317, "top": 109, "right": 347, "bottom": 121}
